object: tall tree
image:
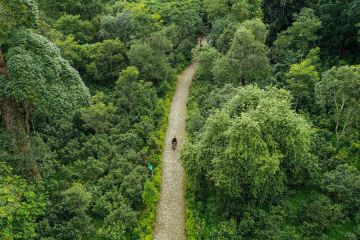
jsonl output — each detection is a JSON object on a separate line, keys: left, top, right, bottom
{"left": 0, "top": 0, "right": 41, "bottom": 179}
{"left": 316, "top": 65, "right": 360, "bottom": 149}
{"left": 85, "top": 39, "right": 126, "bottom": 83}
{"left": 272, "top": 8, "right": 322, "bottom": 65}
{"left": 263, "top": 0, "right": 317, "bottom": 44}
{"left": 182, "top": 86, "right": 314, "bottom": 205}
{"left": 213, "top": 19, "right": 271, "bottom": 86}
{"left": 0, "top": 0, "right": 89, "bottom": 179}
{"left": 285, "top": 48, "right": 320, "bottom": 112}
{"left": 319, "top": 0, "right": 360, "bottom": 60}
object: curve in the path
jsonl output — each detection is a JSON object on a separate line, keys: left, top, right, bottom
{"left": 153, "top": 61, "right": 199, "bottom": 240}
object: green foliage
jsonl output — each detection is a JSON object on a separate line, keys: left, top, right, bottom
{"left": 0, "top": 164, "right": 45, "bottom": 240}
{"left": 115, "top": 66, "right": 159, "bottom": 124}
{"left": 193, "top": 46, "right": 221, "bottom": 81}
{"left": 319, "top": 0, "right": 360, "bottom": 61}
{"left": 209, "top": 220, "right": 238, "bottom": 240}
{"left": 38, "top": 0, "right": 104, "bottom": 19}
{"left": 213, "top": 19, "right": 271, "bottom": 86}
{"left": 316, "top": 65, "right": 360, "bottom": 148}
{"left": 128, "top": 42, "right": 174, "bottom": 85}
{"left": 153, "top": 0, "right": 203, "bottom": 39}
{"left": 322, "top": 164, "right": 360, "bottom": 214}
{"left": 54, "top": 35, "right": 87, "bottom": 69}
{"left": 85, "top": 39, "right": 126, "bottom": 82}
{"left": 203, "top": 0, "right": 229, "bottom": 23}
{"left": 184, "top": 1, "right": 359, "bottom": 239}
{"left": 300, "top": 194, "right": 344, "bottom": 236}
{"left": 285, "top": 48, "right": 320, "bottom": 112}
{"left": 0, "top": 0, "right": 38, "bottom": 39}
{"left": 2, "top": 30, "right": 90, "bottom": 122}
{"left": 100, "top": 1, "right": 162, "bottom": 42}
{"left": 54, "top": 14, "right": 94, "bottom": 43}
{"left": 80, "top": 92, "right": 116, "bottom": 133}
{"left": 2, "top": 0, "right": 360, "bottom": 239}
{"left": 203, "top": 0, "right": 263, "bottom": 25}
{"left": 182, "top": 86, "right": 314, "bottom": 204}
{"left": 272, "top": 8, "right": 322, "bottom": 65}
{"left": 263, "top": 0, "right": 317, "bottom": 43}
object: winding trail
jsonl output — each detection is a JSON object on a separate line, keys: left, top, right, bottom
{"left": 153, "top": 45, "right": 202, "bottom": 240}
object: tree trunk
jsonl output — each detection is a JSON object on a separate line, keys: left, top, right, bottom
{"left": 0, "top": 49, "right": 40, "bottom": 180}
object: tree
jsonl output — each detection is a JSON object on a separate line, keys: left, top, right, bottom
{"left": 299, "top": 194, "right": 344, "bottom": 236}
{"left": 54, "top": 35, "right": 87, "bottom": 71}
{"left": 100, "top": 1, "right": 162, "bottom": 42}
{"left": 85, "top": 39, "right": 126, "bottom": 83}
{"left": 54, "top": 14, "right": 94, "bottom": 43}
{"left": 203, "top": 0, "right": 229, "bottom": 23}
{"left": 182, "top": 86, "right": 314, "bottom": 204}
{"left": 212, "top": 55, "right": 240, "bottom": 85}
{"left": 285, "top": 48, "right": 320, "bottom": 112}
{"left": 80, "top": 92, "right": 116, "bottom": 134}
{"left": 209, "top": 16, "right": 234, "bottom": 52}
{"left": 216, "top": 22, "right": 239, "bottom": 53}
{"left": 209, "top": 220, "right": 238, "bottom": 240}
{"left": 99, "top": 11, "right": 135, "bottom": 42}
{"left": 315, "top": 65, "right": 360, "bottom": 149}
{"left": 37, "top": 0, "right": 104, "bottom": 19}
{"left": 114, "top": 67, "right": 159, "bottom": 124}
{"left": 322, "top": 164, "right": 360, "bottom": 214}
{"left": 156, "top": 0, "right": 202, "bottom": 40}
{"left": 319, "top": 0, "right": 360, "bottom": 59}
{"left": 193, "top": 46, "right": 221, "bottom": 81}
{"left": 49, "top": 182, "right": 96, "bottom": 239}
{"left": 0, "top": 163, "right": 45, "bottom": 240}
{"left": 127, "top": 42, "right": 174, "bottom": 85}
{"left": 0, "top": 0, "right": 38, "bottom": 38}
{"left": 231, "top": 0, "right": 250, "bottom": 22}
{"left": 213, "top": 19, "right": 271, "bottom": 86}
{"left": 272, "top": 8, "right": 322, "bottom": 65}
{"left": 263, "top": 0, "right": 317, "bottom": 43}
{"left": 0, "top": 0, "right": 89, "bottom": 179}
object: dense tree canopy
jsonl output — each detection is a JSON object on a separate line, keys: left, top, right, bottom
{"left": 0, "top": 0, "right": 201, "bottom": 238}
{"left": 3, "top": 30, "right": 89, "bottom": 121}
{"left": 184, "top": 1, "right": 360, "bottom": 238}
{"left": 272, "top": 8, "right": 322, "bottom": 65}
{"left": 1, "top": 0, "right": 360, "bottom": 239}
{"left": 182, "top": 86, "right": 314, "bottom": 204}
{"left": 212, "top": 19, "right": 272, "bottom": 86}
{"left": 316, "top": 65, "right": 360, "bottom": 149}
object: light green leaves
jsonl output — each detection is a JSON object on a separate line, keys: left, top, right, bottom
{"left": 0, "top": 168, "right": 45, "bottom": 240}
{"left": 182, "top": 86, "right": 314, "bottom": 204}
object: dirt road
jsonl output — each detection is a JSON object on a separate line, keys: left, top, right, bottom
{"left": 153, "top": 62, "right": 198, "bottom": 240}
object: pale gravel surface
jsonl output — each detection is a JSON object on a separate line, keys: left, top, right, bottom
{"left": 153, "top": 60, "right": 199, "bottom": 240}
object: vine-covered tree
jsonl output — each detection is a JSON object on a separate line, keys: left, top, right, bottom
{"left": 0, "top": 0, "right": 89, "bottom": 179}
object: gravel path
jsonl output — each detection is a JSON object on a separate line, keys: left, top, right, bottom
{"left": 153, "top": 61, "right": 199, "bottom": 240}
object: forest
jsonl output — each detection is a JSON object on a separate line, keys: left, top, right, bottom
{"left": 0, "top": 0, "right": 359, "bottom": 240}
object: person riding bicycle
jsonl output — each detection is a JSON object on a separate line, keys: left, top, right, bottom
{"left": 171, "top": 136, "right": 177, "bottom": 150}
